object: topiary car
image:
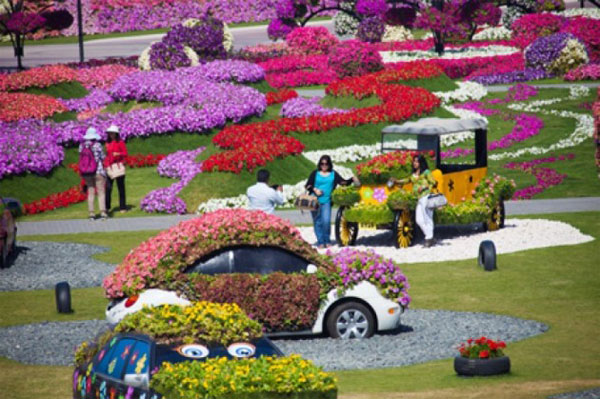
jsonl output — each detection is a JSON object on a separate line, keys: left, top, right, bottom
{"left": 332, "top": 118, "right": 516, "bottom": 248}
{"left": 104, "top": 209, "right": 411, "bottom": 339}
{"left": 74, "top": 302, "right": 337, "bottom": 399}
{"left": 0, "top": 197, "right": 20, "bottom": 268}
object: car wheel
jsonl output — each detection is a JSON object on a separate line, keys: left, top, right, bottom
{"left": 0, "top": 240, "right": 7, "bottom": 269}
{"left": 326, "top": 301, "right": 375, "bottom": 339}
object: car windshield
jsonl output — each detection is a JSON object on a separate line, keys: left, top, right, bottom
{"left": 154, "top": 338, "right": 282, "bottom": 366}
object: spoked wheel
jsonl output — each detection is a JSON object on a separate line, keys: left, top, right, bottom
{"left": 392, "top": 209, "right": 415, "bottom": 248}
{"left": 486, "top": 200, "right": 505, "bottom": 231}
{"left": 335, "top": 206, "right": 358, "bottom": 246}
{"left": 326, "top": 301, "right": 375, "bottom": 339}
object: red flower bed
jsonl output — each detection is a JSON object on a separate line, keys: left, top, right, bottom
{"left": 265, "top": 89, "right": 298, "bottom": 105}
{"left": 203, "top": 62, "right": 441, "bottom": 174}
{"left": 0, "top": 65, "right": 77, "bottom": 91}
{"left": 0, "top": 92, "right": 68, "bottom": 122}
{"left": 266, "top": 69, "right": 338, "bottom": 88}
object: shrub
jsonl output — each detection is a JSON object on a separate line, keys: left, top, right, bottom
{"left": 331, "top": 186, "right": 360, "bottom": 206}
{"left": 344, "top": 203, "right": 394, "bottom": 225}
{"left": 115, "top": 302, "right": 263, "bottom": 346}
{"left": 356, "top": 0, "right": 388, "bottom": 17}
{"left": 151, "top": 355, "right": 338, "bottom": 399}
{"left": 163, "top": 19, "right": 227, "bottom": 62}
{"left": 387, "top": 189, "right": 418, "bottom": 210}
{"left": 355, "top": 150, "right": 433, "bottom": 185}
{"left": 357, "top": 15, "right": 386, "bottom": 43}
{"left": 525, "top": 32, "right": 588, "bottom": 75}
{"left": 147, "top": 42, "right": 199, "bottom": 71}
{"left": 285, "top": 26, "right": 339, "bottom": 55}
{"left": 183, "top": 18, "right": 234, "bottom": 53}
{"left": 333, "top": 4, "right": 360, "bottom": 36}
{"left": 434, "top": 201, "right": 489, "bottom": 225}
{"left": 384, "top": 4, "right": 416, "bottom": 28}
{"left": 327, "top": 40, "right": 383, "bottom": 78}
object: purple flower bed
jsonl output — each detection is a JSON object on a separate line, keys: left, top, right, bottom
{"left": 141, "top": 147, "right": 205, "bottom": 214}
{"left": 61, "top": 89, "right": 113, "bottom": 112}
{"left": 178, "top": 60, "right": 265, "bottom": 83}
{"left": 525, "top": 32, "right": 582, "bottom": 71}
{"left": 162, "top": 20, "right": 226, "bottom": 62}
{"left": 0, "top": 120, "right": 64, "bottom": 179}
{"left": 469, "top": 68, "right": 552, "bottom": 86}
{"left": 280, "top": 97, "right": 348, "bottom": 118}
{"left": 149, "top": 42, "right": 194, "bottom": 71}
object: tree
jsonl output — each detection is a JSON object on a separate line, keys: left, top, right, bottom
{"left": 0, "top": 0, "right": 73, "bottom": 69}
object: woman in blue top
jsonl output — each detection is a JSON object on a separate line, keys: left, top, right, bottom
{"left": 305, "top": 155, "right": 357, "bottom": 248}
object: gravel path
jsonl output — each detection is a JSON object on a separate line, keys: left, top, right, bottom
{"left": 300, "top": 218, "right": 594, "bottom": 263}
{"left": 0, "top": 241, "right": 115, "bottom": 292}
{"left": 550, "top": 388, "right": 600, "bottom": 399}
{"left": 0, "top": 309, "right": 547, "bottom": 369}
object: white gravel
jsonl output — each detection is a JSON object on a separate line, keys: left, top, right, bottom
{"left": 300, "top": 218, "right": 594, "bottom": 263}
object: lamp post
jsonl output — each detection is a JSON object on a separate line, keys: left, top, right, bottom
{"left": 77, "top": 0, "right": 84, "bottom": 62}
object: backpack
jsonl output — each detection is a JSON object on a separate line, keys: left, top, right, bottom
{"left": 79, "top": 146, "right": 97, "bottom": 175}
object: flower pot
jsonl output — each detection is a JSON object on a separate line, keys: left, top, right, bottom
{"left": 454, "top": 356, "right": 510, "bottom": 376}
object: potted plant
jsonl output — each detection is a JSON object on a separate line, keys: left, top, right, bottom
{"left": 454, "top": 336, "right": 510, "bottom": 376}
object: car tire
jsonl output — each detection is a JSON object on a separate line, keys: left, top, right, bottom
{"left": 478, "top": 240, "right": 496, "bottom": 271}
{"left": 326, "top": 301, "right": 375, "bottom": 339}
{"left": 0, "top": 240, "right": 8, "bottom": 269}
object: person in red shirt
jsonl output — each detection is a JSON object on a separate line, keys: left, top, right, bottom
{"left": 104, "top": 125, "right": 128, "bottom": 213}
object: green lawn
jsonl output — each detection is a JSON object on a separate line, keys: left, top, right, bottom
{"left": 2, "top": 211, "right": 598, "bottom": 399}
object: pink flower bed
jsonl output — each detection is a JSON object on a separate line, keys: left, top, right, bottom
{"left": 562, "top": 16, "right": 600, "bottom": 63}
{"left": 0, "top": 65, "right": 77, "bottom": 91}
{"left": 75, "top": 64, "right": 137, "bottom": 89}
{"left": 504, "top": 154, "right": 574, "bottom": 199}
{"left": 464, "top": 53, "right": 525, "bottom": 80}
{"left": 258, "top": 55, "right": 328, "bottom": 73}
{"left": 511, "top": 13, "right": 565, "bottom": 49}
{"left": 564, "top": 64, "right": 600, "bottom": 81}
{"left": 103, "top": 209, "right": 322, "bottom": 298}
{"left": 266, "top": 69, "right": 338, "bottom": 88}
{"left": 0, "top": 92, "right": 68, "bottom": 122}
{"left": 285, "top": 26, "right": 339, "bottom": 55}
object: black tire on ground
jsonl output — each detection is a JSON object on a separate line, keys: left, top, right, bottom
{"left": 454, "top": 356, "right": 510, "bottom": 376}
{"left": 335, "top": 206, "right": 358, "bottom": 246}
{"left": 326, "top": 301, "right": 376, "bottom": 339}
{"left": 0, "top": 241, "right": 6, "bottom": 269}
{"left": 478, "top": 240, "right": 497, "bottom": 271}
{"left": 55, "top": 281, "right": 73, "bottom": 313}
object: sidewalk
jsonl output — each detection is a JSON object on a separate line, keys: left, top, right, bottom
{"left": 16, "top": 197, "right": 600, "bottom": 236}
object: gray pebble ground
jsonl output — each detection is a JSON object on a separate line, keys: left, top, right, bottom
{"left": 0, "top": 241, "right": 115, "bottom": 291}
{"left": 550, "top": 388, "right": 600, "bottom": 399}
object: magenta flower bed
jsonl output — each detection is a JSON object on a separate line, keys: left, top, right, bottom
{"left": 564, "top": 64, "right": 600, "bottom": 81}
{"left": 504, "top": 154, "right": 575, "bottom": 199}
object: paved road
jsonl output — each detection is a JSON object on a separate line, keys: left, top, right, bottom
{"left": 0, "top": 20, "right": 334, "bottom": 69}
{"left": 16, "top": 197, "right": 600, "bottom": 235}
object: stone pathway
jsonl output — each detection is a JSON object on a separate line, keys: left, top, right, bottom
{"left": 16, "top": 197, "right": 600, "bottom": 235}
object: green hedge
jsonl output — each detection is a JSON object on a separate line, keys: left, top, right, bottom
{"left": 344, "top": 204, "right": 394, "bottom": 225}
{"left": 434, "top": 201, "right": 489, "bottom": 225}
{"left": 331, "top": 186, "right": 360, "bottom": 207}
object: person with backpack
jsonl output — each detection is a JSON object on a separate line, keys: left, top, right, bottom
{"left": 79, "top": 127, "right": 108, "bottom": 221}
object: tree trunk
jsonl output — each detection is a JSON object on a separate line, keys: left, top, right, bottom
{"left": 14, "top": 34, "right": 24, "bottom": 70}
{"left": 432, "top": 0, "right": 445, "bottom": 55}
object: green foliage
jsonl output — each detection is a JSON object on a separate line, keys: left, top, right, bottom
{"left": 393, "top": 74, "right": 459, "bottom": 93}
{"left": 115, "top": 302, "right": 263, "bottom": 346}
{"left": 331, "top": 186, "right": 360, "bottom": 206}
{"left": 246, "top": 79, "right": 275, "bottom": 93}
{"left": 23, "top": 81, "right": 88, "bottom": 99}
{"left": 434, "top": 201, "right": 489, "bottom": 225}
{"left": 51, "top": 111, "right": 78, "bottom": 122}
{"left": 320, "top": 94, "right": 381, "bottom": 110}
{"left": 387, "top": 189, "right": 418, "bottom": 211}
{"left": 151, "top": 355, "right": 337, "bottom": 399}
{"left": 74, "top": 329, "right": 113, "bottom": 368}
{"left": 344, "top": 203, "right": 394, "bottom": 225}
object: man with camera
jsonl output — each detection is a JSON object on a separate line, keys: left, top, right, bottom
{"left": 246, "top": 169, "right": 284, "bottom": 214}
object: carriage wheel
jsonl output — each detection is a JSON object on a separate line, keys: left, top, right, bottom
{"left": 335, "top": 206, "right": 358, "bottom": 246}
{"left": 486, "top": 200, "right": 505, "bottom": 231}
{"left": 393, "top": 209, "right": 414, "bottom": 248}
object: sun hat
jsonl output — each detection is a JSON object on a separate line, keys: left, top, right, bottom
{"left": 106, "top": 124, "right": 120, "bottom": 134}
{"left": 83, "top": 127, "right": 101, "bottom": 141}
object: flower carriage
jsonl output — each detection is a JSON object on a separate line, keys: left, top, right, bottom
{"left": 332, "top": 118, "right": 516, "bottom": 248}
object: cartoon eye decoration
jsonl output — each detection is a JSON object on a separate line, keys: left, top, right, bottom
{"left": 227, "top": 343, "right": 256, "bottom": 358}
{"left": 177, "top": 344, "right": 209, "bottom": 359}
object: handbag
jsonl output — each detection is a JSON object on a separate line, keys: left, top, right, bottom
{"left": 295, "top": 192, "right": 319, "bottom": 211}
{"left": 106, "top": 162, "right": 126, "bottom": 179}
{"left": 426, "top": 193, "right": 447, "bottom": 209}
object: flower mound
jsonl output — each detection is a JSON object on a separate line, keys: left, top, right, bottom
{"left": 151, "top": 355, "right": 337, "bottom": 397}
{"left": 329, "top": 248, "right": 411, "bottom": 307}
{"left": 525, "top": 32, "right": 589, "bottom": 75}
{"left": 285, "top": 26, "right": 339, "bottom": 54}
{"left": 115, "top": 302, "right": 263, "bottom": 346}
{"left": 103, "top": 209, "right": 327, "bottom": 298}
{"left": 458, "top": 336, "right": 507, "bottom": 359}
{"left": 327, "top": 40, "right": 384, "bottom": 78}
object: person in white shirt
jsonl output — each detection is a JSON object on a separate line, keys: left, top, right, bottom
{"left": 246, "top": 169, "right": 284, "bottom": 214}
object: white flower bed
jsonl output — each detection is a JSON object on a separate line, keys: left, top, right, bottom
{"left": 489, "top": 96, "right": 595, "bottom": 160}
{"left": 569, "top": 85, "right": 591, "bottom": 99}
{"left": 473, "top": 26, "right": 512, "bottom": 41}
{"left": 300, "top": 218, "right": 594, "bottom": 261}
{"left": 553, "top": 8, "right": 600, "bottom": 19}
{"left": 380, "top": 45, "right": 520, "bottom": 63}
{"left": 433, "top": 81, "right": 488, "bottom": 104}
{"left": 382, "top": 25, "right": 414, "bottom": 42}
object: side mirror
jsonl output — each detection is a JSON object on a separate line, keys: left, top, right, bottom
{"left": 124, "top": 373, "right": 149, "bottom": 389}
{"left": 306, "top": 264, "right": 317, "bottom": 274}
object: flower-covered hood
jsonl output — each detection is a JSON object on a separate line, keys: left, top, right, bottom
{"left": 103, "top": 209, "right": 329, "bottom": 298}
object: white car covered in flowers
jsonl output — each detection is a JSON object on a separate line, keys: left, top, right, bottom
{"left": 104, "top": 209, "right": 411, "bottom": 339}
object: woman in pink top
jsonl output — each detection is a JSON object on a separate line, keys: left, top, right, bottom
{"left": 104, "top": 125, "right": 128, "bottom": 213}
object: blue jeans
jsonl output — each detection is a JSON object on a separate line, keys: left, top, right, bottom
{"left": 311, "top": 201, "right": 332, "bottom": 246}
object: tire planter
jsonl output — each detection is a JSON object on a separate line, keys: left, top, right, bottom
{"left": 478, "top": 240, "right": 497, "bottom": 271}
{"left": 454, "top": 356, "right": 510, "bottom": 376}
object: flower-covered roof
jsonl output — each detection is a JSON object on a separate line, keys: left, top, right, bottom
{"left": 103, "top": 209, "right": 329, "bottom": 298}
